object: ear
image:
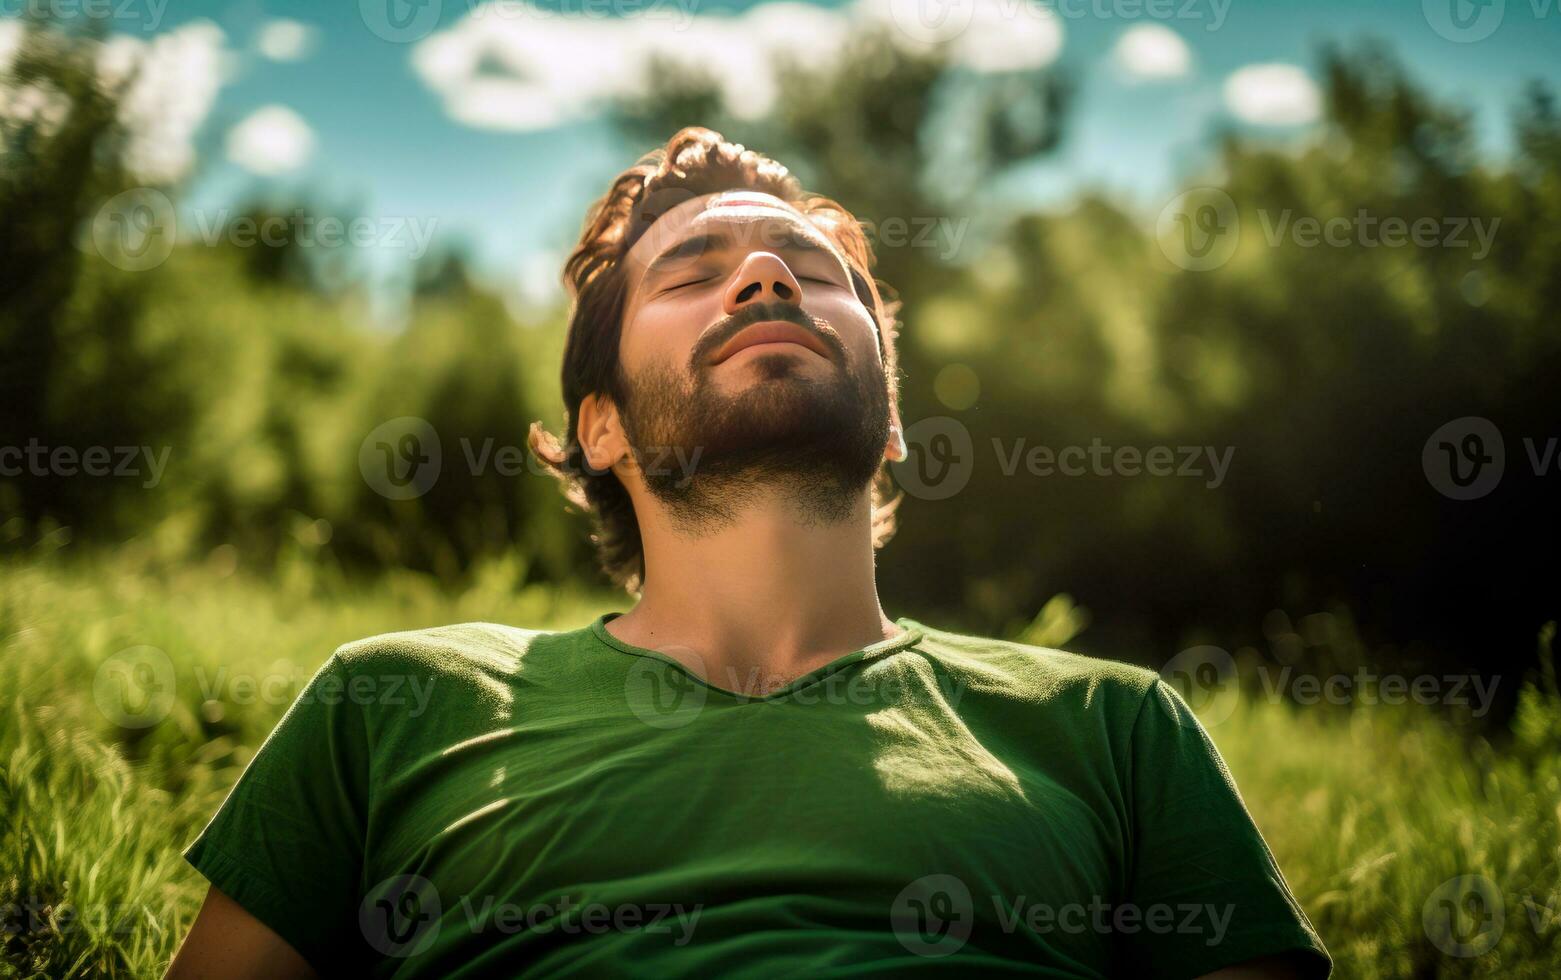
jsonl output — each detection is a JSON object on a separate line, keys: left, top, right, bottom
{"left": 884, "top": 403, "right": 908, "bottom": 463}
{"left": 577, "top": 393, "right": 632, "bottom": 474}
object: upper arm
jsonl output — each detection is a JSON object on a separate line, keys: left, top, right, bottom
{"left": 165, "top": 884, "right": 318, "bottom": 980}
{"left": 1123, "top": 679, "right": 1331, "bottom": 978}
{"left": 179, "top": 651, "right": 374, "bottom": 970}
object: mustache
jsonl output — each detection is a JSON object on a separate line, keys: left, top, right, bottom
{"left": 690, "top": 302, "right": 845, "bottom": 369}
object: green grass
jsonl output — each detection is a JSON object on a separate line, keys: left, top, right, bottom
{"left": 3, "top": 553, "right": 1558, "bottom": 977}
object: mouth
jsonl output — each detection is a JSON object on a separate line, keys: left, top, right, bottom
{"left": 709, "top": 320, "right": 833, "bottom": 365}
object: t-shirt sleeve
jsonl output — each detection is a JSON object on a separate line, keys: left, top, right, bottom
{"left": 1120, "top": 678, "right": 1331, "bottom": 979}
{"left": 183, "top": 650, "right": 371, "bottom": 973}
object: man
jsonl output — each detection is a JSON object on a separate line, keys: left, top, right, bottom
{"left": 168, "top": 128, "right": 1330, "bottom": 978}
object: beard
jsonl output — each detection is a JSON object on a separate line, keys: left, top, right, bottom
{"left": 617, "top": 306, "right": 890, "bottom": 533}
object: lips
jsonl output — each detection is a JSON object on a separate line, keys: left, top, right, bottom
{"left": 709, "top": 320, "right": 833, "bottom": 364}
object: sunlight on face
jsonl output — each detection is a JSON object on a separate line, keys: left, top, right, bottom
{"left": 619, "top": 190, "right": 881, "bottom": 389}
{"left": 610, "top": 190, "right": 892, "bottom": 525}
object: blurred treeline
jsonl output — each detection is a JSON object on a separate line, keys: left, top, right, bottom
{"left": 2, "top": 19, "right": 1557, "bottom": 706}
{"left": 0, "top": 19, "right": 591, "bottom": 586}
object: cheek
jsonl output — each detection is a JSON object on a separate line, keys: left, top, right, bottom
{"left": 821, "top": 298, "right": 882, "bottom": 364}
{"left": 619, "top": 302, "right": 705, "bottom": 375}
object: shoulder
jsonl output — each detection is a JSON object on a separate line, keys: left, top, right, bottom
{"left": 330, "top": 621, "right": 554, "bottom": 674}
{"left": 296, "top": 621, "right": 586, "bottom": 734}
{"left": 904, "top": 618, "right": 1163, "bottom": 720}
{"left": 319, "top": 622, "right": 570, "bottom": 711}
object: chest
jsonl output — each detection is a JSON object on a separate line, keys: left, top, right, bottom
{"left": 364, "top": 687, "right": 1128, "bottom": 918}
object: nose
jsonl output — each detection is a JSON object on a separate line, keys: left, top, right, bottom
{"left": 722, "top": 251, "right": 803, "bottom": 315}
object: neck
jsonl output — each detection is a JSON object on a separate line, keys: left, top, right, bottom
{"left": 607, "top": 488, "right": 900, "bottom": 694}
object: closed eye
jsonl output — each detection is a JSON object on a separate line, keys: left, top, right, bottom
{"left": 664, "top": 277, "right": 714, "bottom": 293}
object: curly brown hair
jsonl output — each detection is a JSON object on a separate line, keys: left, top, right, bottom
{"left": 528, "top": 126, "right": 904, "bottom": 595}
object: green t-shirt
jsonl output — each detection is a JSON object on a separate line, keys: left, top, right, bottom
{"left": 184, "top": 614, "right": 1330, "bottom": 978}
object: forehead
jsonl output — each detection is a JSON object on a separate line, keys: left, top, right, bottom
{"left": 623, "top": 190, "right": 838, "bottom": 278}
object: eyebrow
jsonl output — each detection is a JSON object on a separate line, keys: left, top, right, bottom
{"left": 641, "top": 225, "right": 845, "bottom": 282}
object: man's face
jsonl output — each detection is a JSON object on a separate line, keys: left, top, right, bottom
{"left": 612, "top": 190, "right": 892, "bottom": 523}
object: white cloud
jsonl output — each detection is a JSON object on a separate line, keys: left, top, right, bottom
{"left": 226, "top": 104, "right": 315, "bottom": 175}
{"left": 412, "top": 0, "right": 1064, "bottom": 132}
{"left": 0, "top": 19, "right": 23, "bottom": 73}
{"left": 945, "top": 0, "right": 1062, "bottom": 73}
{"left": 1112, "top": 24, "right": 1190, "bottom": 82}
{"left": 513, "top": 247, "right": 565, "bottom": 308}
{"left": 0, "top": 20, "right": 227, "bottom": 182}
{"left": 0, "top": 25, "right": 67, "bottom": 137}
{"left": 1223, "top": 63, "right": 1320, "bottom": 126}
{"left": 867, "top": 0, "right": 1061, "bottom": 67}
{"left": 257, "top": 19, "right": 319, "bottom": 62}
{"left": 98, "top": 21, "right": 230, "bottom": 184}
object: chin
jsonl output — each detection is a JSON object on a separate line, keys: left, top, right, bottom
{"left": 732, "top": 349, "right": 830, "bottom": 383}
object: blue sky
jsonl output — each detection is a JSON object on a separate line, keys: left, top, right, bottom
{"left": 19, "top": 0, "right": 1559, "bottom": 304}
